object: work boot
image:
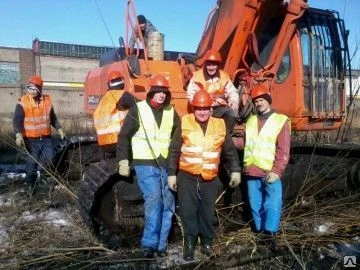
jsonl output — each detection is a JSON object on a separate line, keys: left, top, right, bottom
{"left": 183, "top": 235, "right": 197, "bottom": 261}
{"left": 200, "top": 237, "right": 213, "bottom": 256}
{"left": 263, "top": 231, "right": 278, "bottom": 252}
{"left": 142, "top": 247, "right": 155, "bottom": 258}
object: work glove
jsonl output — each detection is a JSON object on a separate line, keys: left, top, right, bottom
{"left": 229, "top": 172, "right": 241, "bottom": 188}
{"left": 168, "top": 175, "right": 177, "bottom": 191}
{"left": 58, "top": 128, "right": 66, "bottom": 140}
{"left": 265, "top": 172, "right": 279, "bottom": 184}
{"left": 118, "top": 160, "right": 130, "bottom": 177}
{"left": 15, "top": 133, "right": 25, "bottom": 147}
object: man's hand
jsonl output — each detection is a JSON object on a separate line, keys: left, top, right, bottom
{"left": 118, "top": 160, "right": 130, "bottom": 177}
{"left": 265, "top": 172, "right": 279, "bottom": 184}
{"left": 15, "top": 133, "right": 25, "bottom": 147}
{"left": 215, "top": 97, "right": 227, "bottom": 106}
{"left": 168, "top": 175, "right": 177, "bottom": 191}
{"left": 58, "top": 128, "right": 66, "bottom": 140}
{"left": 229, "top": 172, "right": 241, "bottom": 188}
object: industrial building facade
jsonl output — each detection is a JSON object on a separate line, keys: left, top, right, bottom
{"left": 0, "top": 39, "right": 114, "bottom": 134}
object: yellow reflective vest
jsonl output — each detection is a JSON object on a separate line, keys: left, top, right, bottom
{"left": 244, "top": 113, "right": 289, "bottom": 171}
{"left": 93, "top": 90, "right": 127, "bottom": 146}
{"left": 179, "top": 114, "right": 226, "bottom": 180}
{"left": 131, "top": 100, "right": 174, "bottom": 160}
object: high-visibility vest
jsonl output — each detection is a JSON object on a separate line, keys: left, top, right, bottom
{"left": 21, "top": 94, "right": 52, "bottom": 138}
{"left": 131, "top": 100, "right": 174, "bottom": 160}
{"left": 93, "top": 90, "right": 128, "bottom": 146}
{"left": 192, "top": 69, "right": 230, "bottom": 99}
{"left": 244, "top": 113, "right": 289, "bottom": 171}
{"left": 179, "top": 114, "right": 226, "bottom": 180}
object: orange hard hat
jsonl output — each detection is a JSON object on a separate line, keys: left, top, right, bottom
{"left": 204, "top": 49, "right": 221, "bottom": 63}
{"left": 28, "top": 75, "right": 43, "bottom": 88}
{"left": 107, "top": 70, "right": 123, "bottom": 82}
{"left": 150, "top": 74, "right": 170, "bottom": 88}
{"left": 192, "top": 89, "right": 212, "bottom": 107}
{"left": 251, "top": 84, "right": 271, "bottom": 100}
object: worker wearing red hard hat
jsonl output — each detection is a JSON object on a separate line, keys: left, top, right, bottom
{"left": 243, "top": 84, "right": 291, "bottom": 250}
{"left": 117, "top": 74, "right": 181, "bottom": 258}
{"left": 167, "top": 89, "right": 241, "bottom": 261}
{"left": 93, "top": 70, "right": 136, "bottom": 159}
{"left": 187, "top": 49, "right": 240, "bottom": 131}
{"left": 13, "top": 75, "right": 65, "bottom": 191}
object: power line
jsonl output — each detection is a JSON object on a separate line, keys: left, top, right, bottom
{"left": 94, "top": 0, "right": 116, "bottom": 47}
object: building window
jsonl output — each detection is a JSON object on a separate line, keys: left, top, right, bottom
{"left": 0, "top": 62, "right": 19, "bottom": 85}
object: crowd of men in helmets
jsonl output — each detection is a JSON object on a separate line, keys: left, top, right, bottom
{"left": 14, "top": 30, "right": 290, "bottom": 260}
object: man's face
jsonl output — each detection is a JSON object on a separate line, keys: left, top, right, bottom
{"left": 205, "top": 61, "right": 218, "bottom": 76}
{"left": 26, "top": 83, "right": 41, "bottom": 97}
{"left": 139, "top": 23, "right": 146, "bottom": 31}
{"left": 194, "top": 107, "right": 211, "bottom": 123}
{"left": 152, "top": 91, "right": 167, "bottom": 104}
{"left": 254, "top": 97, "right": 271, "bottom": 114}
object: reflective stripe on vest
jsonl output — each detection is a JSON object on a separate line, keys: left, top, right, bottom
{"left": 93, "top": 90, "right": 127, "bottom": 146}
{"left": 179, "top": 114, "right": 226, "bottom": 180}
{"left": 131, "top": 100, "right": 174, "bottom": 160}
{"left": 243, "top": 113, "right": 289, "bottom": 171}
{"left": 192, "top": 69, "right": 230, "bottom": 99}
{"left": 22, "top": 94, "right": 52, "bottom": 138}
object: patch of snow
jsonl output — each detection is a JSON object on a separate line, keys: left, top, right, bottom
{"left": 20, "top": 209, "right": 72, "bottom": 227}
{"left": 314, "top": 221, "right": 335, "bottom": 234}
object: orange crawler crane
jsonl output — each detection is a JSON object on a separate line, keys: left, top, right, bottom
{"left": 75, "top": 0, "right": 360, "bottom": 248}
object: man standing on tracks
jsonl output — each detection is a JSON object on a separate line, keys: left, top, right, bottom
{"left": 93, "top": 70, "right": 136, "bottom": 159}
{"left": 129, "top": 14, "right": 158, "bottom": 53}
{"left": 187, "top": 49, "right": 240, "bottom": 131}
{"left": 117, "top": 74, "right": 181, "bottom": 258}
{"left": 13, "top": 75, "right": 66, "bottom": 189}
{"left": 243, "top": 84, "right": 290, "bottom": 250}
{"left": 167, "top": 89, "right": 241, "bottom": 261}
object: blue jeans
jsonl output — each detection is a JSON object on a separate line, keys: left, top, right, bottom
{"left": 25, "top": 137, "right": 55, "bottom": 183}
{"left": 246, "top": 176, "right": 282, "bottom": 233}
{"left": 134, "top": 165, "right": 175, "bottom": 251}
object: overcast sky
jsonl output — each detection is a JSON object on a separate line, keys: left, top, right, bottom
{"left": 1, "top": 0, "right": 359, "bottom": 67}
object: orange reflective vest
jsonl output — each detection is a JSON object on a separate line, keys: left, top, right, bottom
{"left": 21, "top": 94, "right": 52, "bottom": 138}
{"left": 192, "top": 69, "right": 230, "bottom": 99}
{"left": 93, "top": 90, "right": 128, "bottom": 146}
{"left": 179, "top": 114, "right": 226, "bottom": 180}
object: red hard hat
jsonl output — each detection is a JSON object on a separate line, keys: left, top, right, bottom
{"left": 204, "top": 49, "right": 221, "bottom": 63}
{"left": 251, "top": 84, "right": 271, "bottom": 100}
{"left": 107, "top": 71, "right": 123, "bottom": 82}
{"left": 150, "top": 74, "right": 170, "bottom": 88}
{"left": 192, "top": 89, "right": 212, "bottom": 107}
{"left": 29, "top": 75, "right": 43, "bottom": 88}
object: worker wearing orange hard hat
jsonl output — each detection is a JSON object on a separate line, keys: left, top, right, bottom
{"left": 117, "top": 74, "right": 181, "bottom": 258}
{"left": 243, "top": 84, "right": 291, "bottom": 251}
{"left": 13, "top": 75, "right": 65, "bottom": 191}
{"left": 187, "top": 49, "right": 240, "bottom": 131}
{"left": 93, "top": 70, "right": 136, "bottom": 159}
{"left": 168, "top": 89, "right": 241, "bottom": 261}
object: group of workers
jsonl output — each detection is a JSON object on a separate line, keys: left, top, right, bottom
{"left": 13, "top": 14, "right": 290, "bottom": 262}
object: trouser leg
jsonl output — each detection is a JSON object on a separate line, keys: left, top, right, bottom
{"left": 24, "top": 139, "right": 41, "bottom": 183}
{"left": 177, "top": 170, "right": 199, "bottom": 237}
{"left": 246, "top": 176, "right": 264, "bottom": 232}
{"left": 158, "top": 167, "right": 175, "bottom": 251}
{"left": 263, "top": 179, "right": 282, "bottom": 233}
{"left": 198, "top": 177, "right": 220, "bottom": 239}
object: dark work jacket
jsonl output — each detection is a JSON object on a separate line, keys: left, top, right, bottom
{"left": 167, "top": 116, "right": 241, "bottom": 176}
{"left": 117, "top": 98, "right": 181, "bottom": 168}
